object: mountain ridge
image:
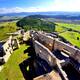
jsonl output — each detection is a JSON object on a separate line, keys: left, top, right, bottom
{"left": 1, "top": 11, "right": 80, "bottom": 17}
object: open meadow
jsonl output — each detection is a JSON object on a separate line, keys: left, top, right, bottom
{"left": 55, "top": 23, "right": 80, "bottom": 48}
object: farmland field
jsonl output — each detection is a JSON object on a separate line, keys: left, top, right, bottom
{"left": 55, "top": 23, "right": 80, "bottom": 48}
{"left": 56, "top": 23, "right": 80, "bottom": 32}
{"left": 59, "top": 31, "right": 80, "bottom": 48}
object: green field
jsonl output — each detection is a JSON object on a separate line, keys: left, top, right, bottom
{"left": 59, "top": 31, "right": 80, "bottom": 47}
{"left": 56, "top": 23, "right": 80, "bottom": 32}
{"left": 55, "top": 23, "right": 80, "bottom": 48}
{"left": 0, "top": 44, "right": 29, "bottom": 80}
{"left": 0, "top": 21, "right": 18, "bottom": 41}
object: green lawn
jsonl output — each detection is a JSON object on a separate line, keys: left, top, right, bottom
{"left": 59, "top": 31, "right": 80, "bottom": 48}
{"left": 0, "top": 44, "right": 29, "bottom": 80}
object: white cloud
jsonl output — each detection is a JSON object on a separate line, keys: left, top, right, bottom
{"left": 0, "top": 7, "right": 50, "bottom": 14}
{"left": 49, "top": 0, "right": 80, "bottom": 11}
{"left": 0, "top": 0, "right": 80, "bottom": 14}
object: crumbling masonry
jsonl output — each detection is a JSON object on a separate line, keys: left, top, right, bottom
{"left": 30, "top": 30, "right": 80, "bottom": 80}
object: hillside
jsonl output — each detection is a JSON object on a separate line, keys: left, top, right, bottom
{"left": 0, "top": 22, "right": 18, "bottom": 41}
{"left": 1, "top": 12, "right": 80, "bottom": 23}
{"left": 0, "top": 16, "right": 22, "bottom": 22}
{"left": 17, "top": 15, "right": 56, "bottom": 32}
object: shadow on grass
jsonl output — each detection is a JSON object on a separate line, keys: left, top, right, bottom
{"left": 19, "top": 39, "right": 53, "bottom": 80}
{"left": 24, "top": 38, "right": 36, "bottom": 57}
{"left": 19, "top": 56, "right": 52, "bottom": 80}
{"left": 19, "top": 42, "right": 52, "bottom": 80}
{"left": 19, "top": 57, "right": 36, "bottom": 80}
{"left": 23, "top": 38, "right": 33, "bottom": 46}
{"left": 19, "top": 38, "right": 36, "bottom": 80}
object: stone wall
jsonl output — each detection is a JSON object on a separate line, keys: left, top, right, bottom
{"left": 54, "top": 40, "right": 80, "bottom": 63}
{"left": 31, "top": 31, "right": 54, "bottom": 51}
{"left": 2, "top": 36, "right": 13, "bottom": 62}
{"left": 30, "top": 31, "right": 80, "bottom": 64}
{"left": 3, "top": 36, "right": 13, "bottom": 55}
{"left": 38, "top": 33, "right": 54, "bottom": 51}
{"left": 1, "top": 36, "right": 20, "bottom": 62}
{"left": 33, "top": 40, "right": 68, "bottom": 80}
{"left": 34, "top": 40, "right": 57, "bottom": 67}
{"left": 23, "top": 31, "right": 30, "bottom": 41}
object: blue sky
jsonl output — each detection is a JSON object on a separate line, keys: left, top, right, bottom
{"left": 0, "top": 0, "right": 80, "bottom": 14}
{"left": 0, "top": 0, "right": 53, "bottom": 8}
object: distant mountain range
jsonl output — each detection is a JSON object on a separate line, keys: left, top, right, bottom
{"left": 0, "top": 11, "right": 80, "bottom": 17}
{"left": 0, "top": 11, "right": 80, "bottom": 23}
{"left": 25, "top": 14, "right": 80, "bottom": 24}
{"left": 0, "top": 16, "right": 22, "bottom": 22}
{"left": 27, "top": 14, "right": 80, "bottom": 20}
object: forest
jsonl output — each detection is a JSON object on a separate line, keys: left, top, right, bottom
{"left": 17, "top": 15, "right": 56, "bottom": 32}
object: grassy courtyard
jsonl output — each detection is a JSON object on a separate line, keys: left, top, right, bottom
{"left": 0, "top": 44, "right": 29, "bottom": 80}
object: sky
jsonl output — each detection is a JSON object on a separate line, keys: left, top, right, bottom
{"left": 0, "top": 0, "right": 80, "bottom": 14}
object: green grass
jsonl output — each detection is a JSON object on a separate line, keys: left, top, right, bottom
{"left": 56, "top": 23, "right": 80, "bottom": 32}
{"left": 0, "top": 44, "right": 29, "bottom": 80}
{"left": 55, "top": 25, "right": 66, "bottom": 33}
{"left": 59, "top": 31, "right": 80, "bottom": 48}
{"left": 0, "top": 21, "right": 18, "bottom": 41}
{"left": 55, "top": 22, "right": 80, "bottom": 48}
